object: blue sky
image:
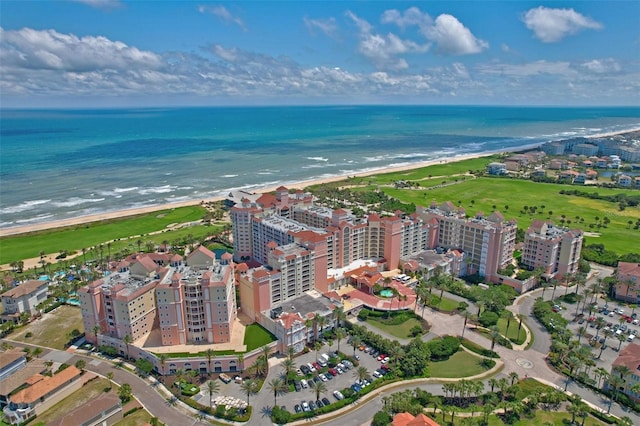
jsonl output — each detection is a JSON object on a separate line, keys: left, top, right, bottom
{"left": 1, "top": 1, "right": 639, "bottom": 107}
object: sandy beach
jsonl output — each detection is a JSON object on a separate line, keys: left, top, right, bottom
{"left": 0, "top": 151, "right": 497, "bottom": 237}
{"left": 1, "top": 126, "right": 638, "bottom": 238}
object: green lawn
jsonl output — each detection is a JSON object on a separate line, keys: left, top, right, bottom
{"left": 12, "top": 305, "right": 82, "bottom": 350}
{"left": 31, "top": 378, "right": 113, "bottom": 425}
{"left": 383, "top": 177, "right": 640, "bottom": 254}
{"left": 243, "top": 323, "right": 277, "bottom": 352}
{"left": 496, "top": 317, "right": 526, "bottom": 345}
{"left": 366, "top": 316, "right": 423, "bottom": 339}
{"left": 114, "top": 410, "right": 155, "bottom": 426}
{"left": 435, "top": 296, "right": 461, "bottom": 312}
{"left": 430, "top": 350, "right": 490, "bottom": 378}
{"left": 0, "top": 205, "right": 207, "bottom": 264}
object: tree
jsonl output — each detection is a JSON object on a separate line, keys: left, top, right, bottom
{"left": 353, "top": 366, "right": 370, "bottom": 383}
{"left": 205, "top": 348, "right": 215, "bottom": 375}
{"left": 332, "top": 306, "right": 345, "bottom": 330}
{"left": 106, "top": 372, "right": 114, "bottom": 390}
{"left": 508, "top": 371, "right": 519, "bottom": 386}
{"left": 240, "top": 379, "right": 258, "bottom": 405}
{"left": 207, "top": 380, "right": 220, "bottom": 408}
{"left": 309, "top": 380, "right": 327, "bottom": 403}
{"left": 118, "top": 383, "right": 133, "bottom": 403}
{"left": 268, "top": 378, "right": 287, "bottom": 406}
{"left": 489, "top": 326, "right": 501, "bottom": 350}
{"left": 157, "top": 353, "right": 168, "bottom": 377}
{"left": 281, "top": 358, "right": 295, "bottom": 385}
{"left": 91, "top": 325, "right": 101, "bottom": 344}
{"left": 335, "top": 327, "right": 346, "bottom": 354}
{"left": 32, "top": 347, "right": 43, "bottom": 358}
{"left": 351, "top": 335, "right": 362, "bottom": 355}
{"left": 75, "top": 359, "right": 86, "bottom": 371}
{"left": 122, "top": 334, "right": 133, "bottom": 360}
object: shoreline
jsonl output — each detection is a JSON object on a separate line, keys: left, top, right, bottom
{"left": 0, "top": 150, "right": 501, "bottom": 237}
{"left": 1, "top": 126, "right": 638, "bottom": 238}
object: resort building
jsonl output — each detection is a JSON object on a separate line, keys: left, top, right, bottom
{"left": 392, "top": 412, "right": 441, "bottom": 426}
{"left": 520, "top": 220, "right": 583, "bottom": 280}
{"left": 1, "top": 280, "right": 49, "bottom": 323}
{"left": 609, "top": 343, "right": 640, "bottom": 403}
{"left": 486, "top": 162, "right": 507, "bottom": 175}
{"left": 614, "top": 262, "right": 640, "bottom": 303}
{"left": 79, "top": 247, "right": 237, "bottom": 347}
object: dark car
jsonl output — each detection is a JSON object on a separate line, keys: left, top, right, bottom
{"left": 309, "top": 401, "right": 317, "bottom": 411}
{"left": 313, "top": 375, "right": 321, "bottom": 384}
{"left": 294, "top": 404, "right": 302, "bottom": 413}
{"left": 322, "top": 397, "right": 331, "bottom": 406}
{"left": 316, "top": 399, "right": 324, "bottom": 408}
{"left": 300, "top": 365, "right": 311, "bottom": 374}
{"left": 294, "top": 380, "right": 301, "bottom": 392}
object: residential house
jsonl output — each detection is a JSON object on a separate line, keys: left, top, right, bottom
{"left": 618, "top": 175, "right": 632, "bottom": 187}
{"left": 1, "top": 280, "right": 49, "bottom": 323}
{"left": 3, "top": 366, "right": 82, "bottom": 424}
{"left": 486, "top": 162, "right": 507, "bottom": 175}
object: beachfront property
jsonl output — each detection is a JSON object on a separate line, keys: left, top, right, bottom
{"left": 520, "top": 220, "right": 584, "bottom": 280}
{"left": 79, "top": 247, "right": 236, "bottom": 347}
{"left": 614, "top": 262, "right": 640, "bottom": 303}
{"left": 2, "top": 366, "right": 83, "bottom": 425}
{"left": 1, "top": 280, "right": 49, "bottom": 323}
{"left": 486, "top": 162, "right": 507, "bottom": 175}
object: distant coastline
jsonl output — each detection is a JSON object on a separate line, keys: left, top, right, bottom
{"left": 2, "top": 126, "right": 639, "bottom": 238}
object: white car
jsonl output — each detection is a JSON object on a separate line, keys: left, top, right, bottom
{"left": 301, "top": 379, "right": 308, "bottom": 389}
{"left": 333, "top": 390, "right": 344, "bottom": 400}
{"left": 319, "top": 373, "right": 328, "bottom": 382}
{"left": 307, "top": 363, "right": 316, "bottom": 372}
{"left": 628, "top": 335, "right": 636, "bottom": 342}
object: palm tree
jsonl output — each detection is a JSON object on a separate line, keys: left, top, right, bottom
{"left": 106, "top": 372, "right": 114, "bottom": 390}
{"left": 617, "top": 332, "right": 627, "bottom": 351}
{"left": 351, "top": 335, "right": 362, "bottom": 355}
{"left": 207, "top": 380, "right": 220, "bottom": 408}
{"left": 281, "top": 358, "right": 295, "bottom": 385}
{"left": 237, "top": 354, "right": 244, "bottom": 375}
{"left": 335, "top": 327, "right": 346, "bottom": 354}
{"left": 309, "top": 380, "right": 327, "bottom": 403}
{"left": 576, "top": 326, "right": 587, "bottom": 344}
{"left": 157, "top": 353, "right": 168, "bottom": 378}
{"left": 489, "top": 326, "right": 501, "bottom": 350}
{"left": 607, "top": 374, "right": 624, "bottom": 413}
{"left": 122, "top": 334, "right": 133, "bottom": 360}
{"left": 317, "top": 315, "right": 328, "bottom": 339}
{"left": 488, "top": 377, "right": 498, "bottom": 393}
{"left": 91, "top": 325, "right": 101, "bottom": 344}
{"left": 332, "top": 306, "right": 345, "bottom": 330}
{"left": 205, "top": 348, "right": 215, "bottom": 375}
{"left": 595, "top": 367, "right": 609, "bottom": 389}
{"left": 240, "top": 379, "right": 258, "bottom": 406}
{"left": 268, "top": 378, "right": 287, "bottom": 406}
{"left": 353, "top": 366, "right": 370, "bottom": 383}
{"left": 508, "top": 371, "right": 519, "bottom": 386}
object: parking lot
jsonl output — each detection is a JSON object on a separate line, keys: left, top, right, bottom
{"left": 556, "top": 298, "right": 639, "bottom": 366}
{"left": 284, "top": 341, "right": 388, "bottom": 413}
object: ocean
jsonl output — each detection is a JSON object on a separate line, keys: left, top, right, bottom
{"left": 1, "top": 105, "right": 639, "bottom": 229}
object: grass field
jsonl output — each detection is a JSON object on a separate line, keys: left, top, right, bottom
{"left": 383, "top": 177, "right": 640, "bottom": 254}
{"left": 435, "top": 296, "right": 461, "bottom": 312}
{"left": 11, "top": 305, "right": 82, "bottom": 349}
{"left": 430, "top": 350, "right": 489, "bottom": 378}
{"left": 0, "top": 205, "right": 207, "bottom": 264}
{"left": 366, "top": 316, "right": 423, "bottom": 339}
{"left": 243, "top": 323, "right": 277, "bottom": 352}
{"left": 496, "top": 317, "right": 526, "bottom": 345}
{"left": 114, "top": 410, "right": 155, "bottom": 426}
{"left": 31, "top": 378, "right": 113, "bottom": 425}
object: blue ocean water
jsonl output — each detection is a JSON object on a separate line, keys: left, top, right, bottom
{"left": 1, "top": 105, "right": 639, "bottom": 229}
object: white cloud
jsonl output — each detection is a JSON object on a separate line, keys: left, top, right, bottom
{"left": 71, "top": 0, "right": 122, "bottom": 9}
{"left": 1, "top": 27, "right": 637, "bottom": 106}
{"left": 198, "top": 5, "right": 247, "bottom": 31}
{"left": 581, "top": 58, "right": 621, "bottom": 74}
{"left": 380, "top": 7, "right": 432, "bottom": 31}
{"left": 0, "top": 27, "right": 162, "bottom": 72}
{"left": 523, "top": 7, "right": 602, "bottom": 43}
{"left": 425, "top": 14, "right": 488, "bottom": 55}
{"left": 346, "top": 11, "right": 429, "bottom": 70}
{"left": 303, "top": 17, "right": 338, "bottom": 38}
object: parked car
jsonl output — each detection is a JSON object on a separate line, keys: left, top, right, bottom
{"left": 300, "top": 365, "right": 311, "bottom": 374}
{"left": 294, "top": 381, "right": 301, "bottom": 392}
{"left": 351, "top": 383, "right": 362, "bottom": 392}
{"left": 333, "top": 390, "right": 344, "bottom": 400}
{"left": 319, "top": 373, "right": 328, "bottom": 382}
{"left": 628, "top": 335, "right": 636, "bottom": 342}
{"left": 294, "top": 404, "right": 302, "bottom": 413}
{"left": 301, "top": 379, "right": 308, "bottom": 389}
{"left": 219, "top": 373, "right": 232, "bottom": 383}
{"left": 322, "top": 397, "right": 331, "bottom": 406}
{"left": 301, "top": 401, "right": 310, "bottom": 412}
{"left": 328, "top": 368, "right": 338, "bottom": 376}
{"left": 309, "top": 401, "right": 317, "bottom": 411}
{"left": 307, "top": 363, "right": 316, "bottom": 372}
{"left": 316, "top": 399, "right": 324, "bottom": 408}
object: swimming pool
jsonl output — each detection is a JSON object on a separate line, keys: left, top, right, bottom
{"left": 380, "top": 289, "right": 394, "bottom": 298}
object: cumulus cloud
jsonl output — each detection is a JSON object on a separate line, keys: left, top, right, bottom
{"left": 380, "top": 7, "right": 432, "bottom": 31}
{"left": 303, "top": 17, "right": 338, "bottom": 38}
{"left": 1, "top": 27, "right": 637, "bottom": 106}
{"left": 198, "top": 5, "right": 246, "bottom": 31}
{"left": 523, "top": 7, "right": 602, "bottom": 43}
{"left": 425, "top": 14, "right": 488, "bottom": 55}
{"left": 346, "top": 10, "right": 429, "bottom": 70}
{"left": 0, "top": 27, "right": 162, "bottom": 72}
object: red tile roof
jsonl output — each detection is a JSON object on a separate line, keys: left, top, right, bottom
{"left": 11, "top": 366, "right": 81, "bottom": 405}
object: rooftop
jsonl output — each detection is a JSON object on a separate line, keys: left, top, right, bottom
{"left": 10, "top": 366, "right": 81, "bottom": 405}
{"left": 1, "top": 280, "right": 48, "bottom": 298}
{"left": 270, "top": 291, "right": 334, "bottom": 320}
